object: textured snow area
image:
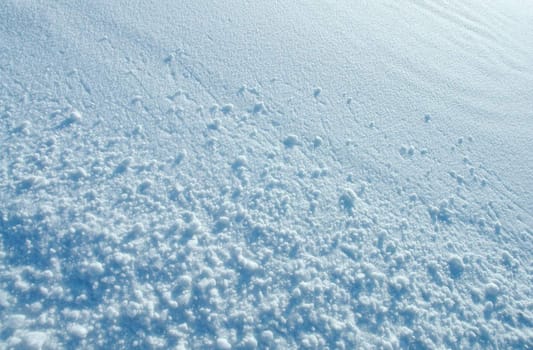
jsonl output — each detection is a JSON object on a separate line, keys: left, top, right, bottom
{"left": 1, "top": 1, "right": 532, "bottom": 349}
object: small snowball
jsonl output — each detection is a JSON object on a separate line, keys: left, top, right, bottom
{"left": 70, "top": 109, "right": 83, "bottom": 122}
{"left": 61, "top": 109, "right": 82, "bottom": 127}
{"left": 221, "top": 104, "right": 234, "bottom": 114}
{"left": 237, "top": 254, "right": 260, "bottom": 273}
{"left": 86, "top": 261, "right": 105, "bottom": 276}
{"left": 216, "top": 337, "right": 232, "bottom": 349}
{"left": 253, "top": 102, "right": 265, "bottom": 114}
{"left": 232, "top": 156, "right": 248, "bottom": 170}
{"left": 241, "top": 334, "right": 258, "bottom": 349}
{"left": 485, "top": 282, "right": 500, "bottom": 300}
{"left": 448, "top": 255, "right": 464, "bottom": 279}
{"left": 68, "top": 323, "right": 89, "bottom": 338}
{"left": 261, "top": 330, "right": 274, "bottom": 342}
{"left": 69, "top": 167, "right": 87, "bottom": 181}
{"left": 339, "top": 189, "right": 357, "bottom": 214}
{"left": 283, "top": 134, "right": 300, "bottom": 148}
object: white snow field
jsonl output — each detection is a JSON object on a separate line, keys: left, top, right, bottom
{"left": 1, "top": 0, "right": 532, "bottom": 348}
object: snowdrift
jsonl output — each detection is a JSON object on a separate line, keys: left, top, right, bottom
{"left": 1, "top": 1, "right": 532, "bottom": 348}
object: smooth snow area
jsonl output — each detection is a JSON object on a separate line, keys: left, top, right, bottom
{"left": 1, "top": 1, "right": 532, "bottom": 349}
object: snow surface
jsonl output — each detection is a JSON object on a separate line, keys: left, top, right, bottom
{"left": 1, "top": 0, "right": 533, "bottom": 348}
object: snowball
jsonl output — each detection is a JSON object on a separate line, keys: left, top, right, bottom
{"left": 261, "top": 330, "right": 274, "bottom": 342}
{"left": 68, "top": 323, "right": 89, "bottom": 338}
{"left": 241, "top": 334, "right": 258, "bottom": 349}
{"left": 61, "top": 109, "right": 82, "bottom": 127}
{"left": 216, "top": 337, "right": 232, "bottom": 350}
{"left": 237, "top": 254, "right": 260, "bottom": 273}
{"left": 485, "top": 282, "right": 500, "bottom": 300}
{"left": 283, "top": 134, "right": 300, "bottom": 148}
{"left": 70, "top": 109, "right": 83, "bottom": 122}
{"left": 85, "top": 261, "right": 105, "bottom": 276}
{"left": 253, "top": 101, "right": 265, "bottom": 113}
{"left": 339, "top": 189, "right": 357, "bottom": 214}
{"left": 447, "top": 255, "right": 464, "bottom": 279}
{"left": 221, "top": 103, "right": 234, "bottom": 114}
{"left": 232, "top": 156, "right": 248, "bottom": 170}
{"left": 68, "top": 167, "right": 87, "bottom": 181}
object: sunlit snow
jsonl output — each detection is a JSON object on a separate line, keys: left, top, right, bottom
{"left": 1, "top": 1, "right": 532, "bottom": 348}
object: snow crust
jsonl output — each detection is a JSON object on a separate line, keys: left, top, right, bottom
{"left": 1, "top": 1, "right": 532, "bottom": 348}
